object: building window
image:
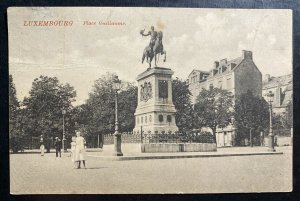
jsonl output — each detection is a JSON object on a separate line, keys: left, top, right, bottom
{"left": 141, "top": 117, "right": 143, "bottom": 124}
{"left": 149, "top": 115, "right": 152, "bottom": 122}
{"left": 145, "top": 116, "right": 147, "bottom": 123}
{"left": 158, "top": 114, "right": 164, "bottom": 122}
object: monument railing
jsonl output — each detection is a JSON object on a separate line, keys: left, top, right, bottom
{"left": 141, "top": 132, "right": 215, "bottom": 144}
{"left": 103, "top": 132, "right": 141, "bottom": 145}
{"left": 103, "top": 132, "right": 215, "bottom": 144}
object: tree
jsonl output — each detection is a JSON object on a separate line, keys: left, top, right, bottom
{"left": 81, "top": 73, "right": 137, "bottom": 136}
{"left": 234, "top": 90, "right": 269, "bottom": 146}
{"left": 22, "top": 75, "right": 76, "bottom": 152}
{"left": 271, "top": 99, "right": 293, "bottom": 137}
{"left": 118, "top": 83, "right": 138, "bottom": 132}
{"left": 9, "top": 75, "right": 19, "bottom": 121}
{"left": 272, "top": 113, "right": 285, "bottom": 131}
{"left": 194, "top": 87, "right": 233, "bottom": 142}
{"left": 172, "top": 78, "right": 194, "bottom": 132}
{"left": 9, "top": 75, "right": 23, "bottom": 152}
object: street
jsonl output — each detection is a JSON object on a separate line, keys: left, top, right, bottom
{"left": 10, "top": 147, "right": 292, "bottom": 194}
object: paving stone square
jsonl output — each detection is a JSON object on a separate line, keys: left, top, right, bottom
{"left": 10, "top": 146, "right": 292, "bottom": 194}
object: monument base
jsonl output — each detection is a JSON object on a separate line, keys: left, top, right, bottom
{"left": 133, "top": 67, "right": 179, "bottom": 135}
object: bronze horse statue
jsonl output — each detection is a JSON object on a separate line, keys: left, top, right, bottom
{"left": 142, "top": 31, "right": 166, "bottom": 68}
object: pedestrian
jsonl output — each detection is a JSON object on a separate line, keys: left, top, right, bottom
{"left": 70, "top": 136, "right": 76, "bottom": 168}
{"left": 75, "top": 131, "right": 86, "bottom": 169}
{"left": 54, "top": 137, "right": 62, "bottom": 158}
{"left": 40, "top": 142, "right": 45, "bottom": 156}
{"left": 274, "top": 135, "right": 278, "bottom": 147}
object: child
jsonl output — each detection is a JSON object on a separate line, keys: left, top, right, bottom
{"left": 70, "top": 136, "right": 76, "bottom": 168}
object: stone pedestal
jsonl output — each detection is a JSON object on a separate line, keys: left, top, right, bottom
{"left": 133, "top": 67, "right": 178, "bottom": 134}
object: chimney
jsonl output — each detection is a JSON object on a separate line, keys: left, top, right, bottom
{"left": 242, "top": 50, "right": 253, "bottom": 60}
{"left": 265, "top": 74, "right": 270, "bottom": 82}
{"left": 220, "top": 58, "right": 227, "bottom": 66}
{"left": 214, "top": 61, "right": 219, "bottom": 68}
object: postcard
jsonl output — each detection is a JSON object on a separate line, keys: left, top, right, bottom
{"left": 8, "top": 7, "right": 292, "bottom": 194}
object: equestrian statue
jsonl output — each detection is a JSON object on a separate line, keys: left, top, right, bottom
{"left": 140, "top": 26, "right": 166, "bottom": 68}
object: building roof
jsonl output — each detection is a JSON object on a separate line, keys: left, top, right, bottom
{"left": 284, "top": 83, "right": 293, "bottom": 92}
{"left": 262, "top": 74, "right": 292, "bottom": 89}
{"left": 188, "top": 50, "right": 254, "bottom": 82}
{"left": 206, "top": 57, "right": 243, "bottom": 79}
{"left": 222, "top": 57, "right": 243, "bottom": 73}
{"left": 188, "top": 69, "right": 210, "bottom": 77}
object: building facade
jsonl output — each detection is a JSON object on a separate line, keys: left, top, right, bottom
{"left": 188, "top": 50, "right": 262, "bottom": 147}
{"left": 262, "top": 74, "right": 292, "bottom": 114}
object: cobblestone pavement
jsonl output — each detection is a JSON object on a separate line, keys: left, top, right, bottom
{"left": 10, "top": 146, "right": 292, "bottom": 194}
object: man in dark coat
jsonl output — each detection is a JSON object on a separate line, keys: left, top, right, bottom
{"left": 54, "top": 137, "right": 62, "bottom": 158}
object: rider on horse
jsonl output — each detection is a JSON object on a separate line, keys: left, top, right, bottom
{"left": 140, "top": 26, "right": 157, "bottom": 52}
{"left": 140, "top": 26, "right": 166, "bottom": 68}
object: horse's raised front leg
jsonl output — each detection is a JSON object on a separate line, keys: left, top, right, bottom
{"left": 154, "top": 53, "right": 157, "bottom": 67}
{"left": 163, "top": 51, "right": 166, "bottom": 62}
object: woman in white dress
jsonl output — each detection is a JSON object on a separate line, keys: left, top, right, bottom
{"left": 70, "top": 136, "right": 76, "bottom": 168}
{"left": 75, "top": 131, "right": 86, "bottom": 169}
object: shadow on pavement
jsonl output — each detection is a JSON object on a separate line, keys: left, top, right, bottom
{"left": 78, "top": 167, "right": 108, "bottom": 170}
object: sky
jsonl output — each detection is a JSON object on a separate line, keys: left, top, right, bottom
{"left": 8, "top": 7, "right": 292, "bottom": 106}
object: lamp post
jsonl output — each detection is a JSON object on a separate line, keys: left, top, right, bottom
{"left": 113, "top": 75, "right": 123, "bottom": 156}
{"left": 266, "top": 91, "right": 275, "bottom": 152}
{"left": 62, "top": 109, "right": 67, "bottom": 152}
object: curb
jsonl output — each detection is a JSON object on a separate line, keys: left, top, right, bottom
{"left": 88, "top": 151, "right": 284, "bottom": 161}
